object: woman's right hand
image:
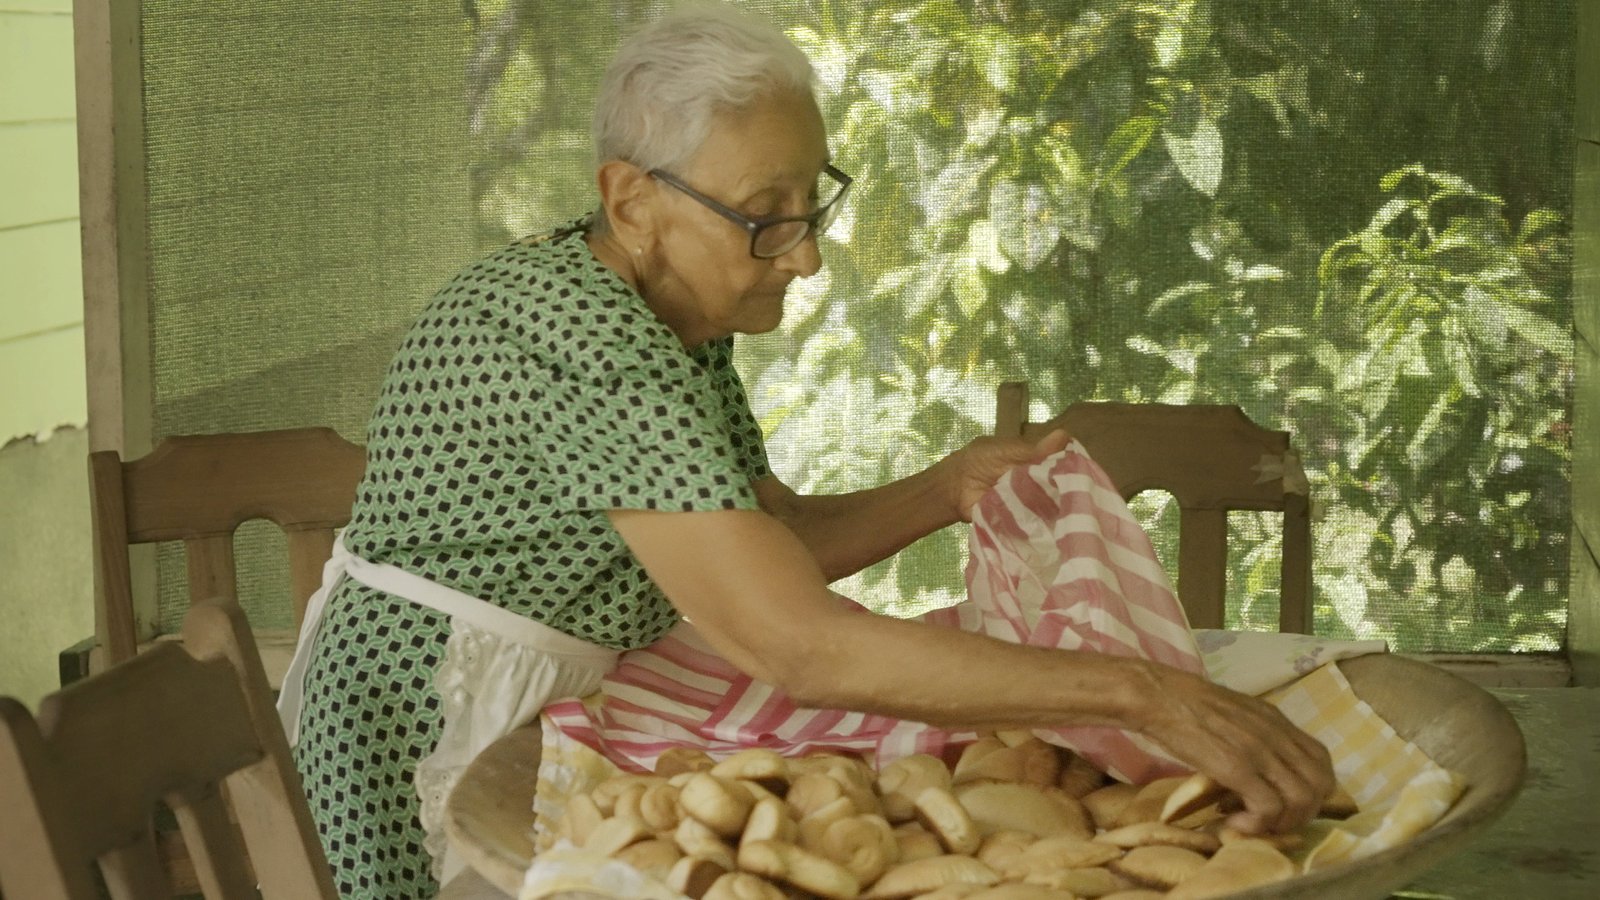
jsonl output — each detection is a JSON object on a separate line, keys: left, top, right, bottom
{"left": 1133, "top": 662, "right": 1336, "bottom": 834}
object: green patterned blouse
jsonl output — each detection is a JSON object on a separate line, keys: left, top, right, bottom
{"left": 342, "top": 217, "right": 771, "bottom": 649}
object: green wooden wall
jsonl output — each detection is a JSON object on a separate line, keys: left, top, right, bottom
{"left": 1, "top": 0, "right": 85, "bottom": 441}
{"left": 0, "top": 0, "right": 93, "bottom": 709}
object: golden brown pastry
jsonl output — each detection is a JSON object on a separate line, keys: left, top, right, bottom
{"left": 613, "top": 837, "right": 683, "bottom": 878}
{"left": 1214, "top": 825, "right": 1304, "bottom": 853}
{"left": 964, "top": 884, "right": 1076, "bottom": 900}
{"left": 637, "top": 782, "right": 683, "bottom": 832}
{"left": 680, "top": 773, "right": 755, "bottom": 838}
{"left": 672, "top": 816, "right": 737, "bottom": 871}
{"left": 742, "top": 796, "right": 799, "bottom": 847}
{"left": 656, "top": 746, "right": 716, "bottom": 777}
{"left": 1080, "top": 782, "right": 1140, "bottom": 832}
{"left": 584, "top": 814, "right": 653, "bottom": 856}
{"left": 1055, "top": 752, "right": 1108, "bottom": 798}
{"left": 913, "top": 787, "right": 983, "bottom": 855}
{"left": 1107, "top": 845, "right": 1209, "bottom": 890}
{"left": 561, "top": 792, "right": 604, "bottom": 847}
{"left": 1113, "top": 776, "right": 1187, "bottom": 828}
{"left": 862, "top": 855, "right": 1001, "bottom": 900}
{"left": 701, "top": 871, "right": 788, "bottom": 900}
{"left": 955, "top": 782, "right": 1093, "bottom": 840}
{"left": 798, "top": 796, "right": 861, "bottom": 852}
{"left": 993, "top": 733, "right": 1062, "bottom": 787}
{"left": 1010, "top": 834, "right": 1123, "bottom": 874}
{"left": 738, "top": 839, "right": 862, "bottom": 900}
{"left": 1021, "top": 864, "right": 1129, "bottom": 898}
{"left": 907, "top": 885, "right": 987, "bottom": 900}
{"left": 893, "top": 824, "right": 947, "bottom": 863}
{"left": 1094, "top": 821, "right": 1221, "bottom": 854}
{"left": 815, "top": 814, "right": 899, "bottom": 886}
{"left": 591, "top": 774, "right": 666, "bottom": 814}
{"left": 788, "top": 771, "right": 850, "bottom": 819}
{"left": 975, "top": 830, "right": 1038, "bottom": 874}
{"left": 667, "top": 856, "right": 729, "bottom": 899}
{"left": 1158, "top": 773, "right": 1227, "bottom": 825}
{"left": 952, "top": 738, "right": 1026, "bottom": 785}
{"left": 711, "top": 748, "right": 792, "bottom": 796}
{"left": 878, "top": 754, "right": 953, "bottom": 823}
{"left": 1163, "top": 838, "right": 1296, "bottom": 899}
{"left": 820, "top": 757, "right": 883, "bottom": 815}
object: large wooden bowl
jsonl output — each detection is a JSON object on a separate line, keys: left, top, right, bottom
{"left": 445, "top": 653, "right": 1525, "bottom": 899}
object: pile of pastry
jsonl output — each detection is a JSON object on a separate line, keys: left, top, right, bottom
{"left": 558, "top": 732, "right": 1355, "bottom": 900}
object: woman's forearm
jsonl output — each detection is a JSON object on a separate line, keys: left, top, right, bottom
{"left": 754, "top": 466, "right": 959, "bottom": 581}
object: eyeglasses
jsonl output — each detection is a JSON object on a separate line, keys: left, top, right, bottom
{"left": 648, "top": 163, "right": 853, "bottom": 259}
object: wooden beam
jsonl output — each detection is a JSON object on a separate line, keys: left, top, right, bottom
{"left": 75, "top": 0, "right": 157, "bottom": 644}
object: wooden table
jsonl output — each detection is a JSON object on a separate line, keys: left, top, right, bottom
{"left": 1399, "top": 686, "right": 1600, "bottom": 899}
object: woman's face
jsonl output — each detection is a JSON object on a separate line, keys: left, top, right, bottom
{"left": 641, "top": 87, "right": 829, "bottom": 346}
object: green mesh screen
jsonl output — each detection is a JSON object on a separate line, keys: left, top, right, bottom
{"left": 141, "top": 0, "right": 1575, "bottom": 652}
{"left": 142, "top": 2, "right": 478, "bottom": 629}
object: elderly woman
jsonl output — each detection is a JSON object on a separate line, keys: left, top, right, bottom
{"left": 281, "top": 5, "right": 1333, "bottom": 897}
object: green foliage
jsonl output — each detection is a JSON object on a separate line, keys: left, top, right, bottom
{"left": 471, "top": 0, "right": 1575, "bottom": 652}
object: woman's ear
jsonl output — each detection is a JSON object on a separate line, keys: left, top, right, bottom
{"left": 597, "top": 160, "right": 657, "bottom": 251}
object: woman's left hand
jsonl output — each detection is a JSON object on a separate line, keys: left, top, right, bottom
{"left": 942, "top": 428, "right": 1073, "bottom": 521}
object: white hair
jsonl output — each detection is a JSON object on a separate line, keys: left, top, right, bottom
{"left": 593, "top": 3, "right": 815, "bottom": 173}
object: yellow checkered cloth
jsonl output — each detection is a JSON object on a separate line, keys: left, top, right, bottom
{"left": 1265, "top": 661, "right": 1465, "bottom": 870}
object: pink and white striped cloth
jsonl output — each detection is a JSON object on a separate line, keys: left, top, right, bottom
{"left": 541, "top": 442, "right": 1206, "bottom": 783}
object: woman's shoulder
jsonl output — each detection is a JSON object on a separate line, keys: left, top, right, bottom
{"left": 420, "top": 215, "right": 682, "bottom": 373}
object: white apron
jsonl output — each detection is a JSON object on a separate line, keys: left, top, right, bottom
{"left": 276, "top": 539, "right": 619, "bottom": 886}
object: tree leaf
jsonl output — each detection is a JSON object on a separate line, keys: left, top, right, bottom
{"left": 1100, "top": 115, "right": 1159, "bottom": 178}
{"left": 1161, "top": 117, "right": 1224, "bottom": 197}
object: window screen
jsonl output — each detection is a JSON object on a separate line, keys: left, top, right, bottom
{"left": 140, "top": 0, "right": 1575, "bottom": 653}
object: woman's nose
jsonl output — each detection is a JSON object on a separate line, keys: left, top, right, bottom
{"left": 773, "top": 233, "right": 823, "bottom": 277}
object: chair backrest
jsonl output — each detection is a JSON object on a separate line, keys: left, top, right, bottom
{"left": 0, "top": 601, "right": 338, "bottom": 900}
{"left": 995, "top": 382, "right": 1312, "bottom": 633}
{"left": 90, "top": 427, "right": 366, "bottom": 666}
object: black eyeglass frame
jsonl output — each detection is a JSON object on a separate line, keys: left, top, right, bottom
{"left": 647, "top": 163, "right": 854, "bottom": 259}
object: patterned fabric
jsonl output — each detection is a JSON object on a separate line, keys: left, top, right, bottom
{"left": 293, "top": 590, "right": 447, "bottom": 899}
{"left": 294, "top": 216, "right": 772, "bottom": 898}
{"left": 347, "top": 215, "right": 769, "bottom": 650}
{"left": 535, "top": 443, "right": 1206, "bottom": 799}
{"left": 1267, "top": 662, "right": 1465, "bottom": 870}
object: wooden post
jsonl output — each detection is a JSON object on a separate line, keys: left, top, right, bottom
{"left": 75, "top": 0, "right": 157, "bottom": 654}
{"left": 1569, "top": 0, "right": 1600, "bottom": 686}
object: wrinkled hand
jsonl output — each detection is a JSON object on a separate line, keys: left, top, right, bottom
{"left": 942, "top": 429, "right": 1072, "bottom": 521}
{"left": 1138, "top": 663, "right": 1335, "bottom": 834}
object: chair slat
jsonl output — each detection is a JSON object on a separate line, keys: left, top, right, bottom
{"left": 286, "top": 527, "right": 337, "bottom": 629}
{"left": 89, "top": 450, "right": 140, "bottom": 664}
{"left": 100, "top": 827, "right": 172, "bottom": 900}
{"left": 1279, "top": 493, "right": 1313, "bottom": 634}
{"left": 119, "top": 429, "right": 364, "bottom": 541}
{"left": 1177, "top": 507, "right": 1229, "bottom": 630}
{"left": 184, "top": 536, "right": 238, "bottom": 607}
{"left": 169, "top": 784, "right": 256, "bottom": 898}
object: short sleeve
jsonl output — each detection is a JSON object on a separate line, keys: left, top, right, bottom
{"left": 537, "top": 348, "right": 761, "bottom": 514}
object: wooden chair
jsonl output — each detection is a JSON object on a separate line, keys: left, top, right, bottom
{"left": 0, "top": 600, "right": 338, "bottom": 899}
{"left": 88, "top": 427, "right": 365, "bottom": 678}
{"left": 995, "top": 382, "right": 1312, "bottom": 633}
